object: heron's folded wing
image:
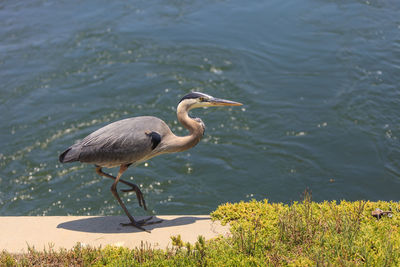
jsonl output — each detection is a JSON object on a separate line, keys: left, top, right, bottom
{"left": 78, "top": 119, "right": 154, "bottom": 165}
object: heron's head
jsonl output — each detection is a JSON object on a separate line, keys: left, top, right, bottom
{"left": 178, "top": 92, "right": 242, "bottom": 111}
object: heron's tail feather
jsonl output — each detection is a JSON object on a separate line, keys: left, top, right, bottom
{"left": 59, "top": 147, "right": 80, "bottom": 163}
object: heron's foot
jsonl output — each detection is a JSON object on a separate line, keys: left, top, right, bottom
{"left": 120, "top": 216, "right": 163, "bottom": 232}
{"left": 137, "top": 216, "right": 163, "bottom": 225}
{"left": 120, "top": 182, "right": 147, "bottom": 210}
{"left": 120, "top": 221, "right": 150, "bottom": 233}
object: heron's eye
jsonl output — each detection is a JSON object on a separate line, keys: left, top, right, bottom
{"left": 199, "top": 97, "right": 206, "bottom": 102}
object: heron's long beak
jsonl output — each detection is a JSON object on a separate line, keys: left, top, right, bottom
{"left": 208, "top": 97, "right": 243, "bottom": 106}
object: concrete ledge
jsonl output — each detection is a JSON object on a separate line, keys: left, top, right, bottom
{"left": 0, "top": 216, "right": 229, "bottom": 253}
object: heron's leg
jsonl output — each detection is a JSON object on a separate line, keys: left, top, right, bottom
{"left": 96, "top": 166, "right": 163, "bottom": 228}
{"left": 110, "top": 164, "right": 150, "bottom": 232}
{"left": 95, "top": 166, "right": 147, "bottom": 210}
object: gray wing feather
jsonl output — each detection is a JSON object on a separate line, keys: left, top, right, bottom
{"left": 70, "top": 116, "right": 170, "bottom": 167}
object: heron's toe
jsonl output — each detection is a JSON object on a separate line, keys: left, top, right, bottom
{"left": 136, "top": 216, "right": 163, "bottom": 225}
{"left": 120, "top": 222, "right": 150, "bottom": 232}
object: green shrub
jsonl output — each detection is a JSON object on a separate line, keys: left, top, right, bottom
{"left": 211, "top": 195, "right": 400, "bottom": 266}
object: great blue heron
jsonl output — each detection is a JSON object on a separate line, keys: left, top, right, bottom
{"left": 59, "top": 92, "right": 242, "bottom": 231}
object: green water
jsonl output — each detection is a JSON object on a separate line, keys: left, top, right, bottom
{"left": 1, "top": 0, "right": 399, "bottom": 216}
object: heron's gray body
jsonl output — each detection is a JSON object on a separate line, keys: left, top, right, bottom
{"left": 60, "top": 116, "right": 172, "bottom": 168}
{"left": 58, "top": 92, "right": 242, "bottom": 231}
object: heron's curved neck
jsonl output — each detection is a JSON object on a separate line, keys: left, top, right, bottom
{"left": 167, "top": 102, "right": 204, "bottom": 153}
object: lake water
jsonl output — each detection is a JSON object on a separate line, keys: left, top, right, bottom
{"left": 1, "top": 0, "right": 400, "bottom": 217}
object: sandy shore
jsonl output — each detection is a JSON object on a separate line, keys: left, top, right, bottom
{"left": 0, "top": 215, "right": 229, "bottom": 253}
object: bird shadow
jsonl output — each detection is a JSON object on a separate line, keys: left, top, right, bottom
{"left": 57, "top": 216, "right": 211, "bottom": 234}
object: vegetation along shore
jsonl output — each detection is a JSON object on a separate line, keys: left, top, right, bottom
{"left": 1, "top": 193, "right": 399, "bottom": 266}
